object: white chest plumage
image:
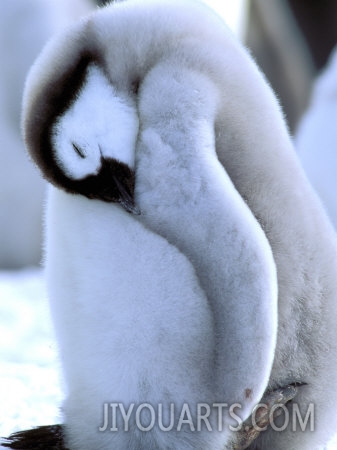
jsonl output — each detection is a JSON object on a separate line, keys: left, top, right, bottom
{"left": 46, "top": 186, "right": 220, "bottom": 449}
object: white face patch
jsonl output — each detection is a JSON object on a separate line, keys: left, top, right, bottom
{"left": 51, "top": 64, "right": 139, "bottom": 180}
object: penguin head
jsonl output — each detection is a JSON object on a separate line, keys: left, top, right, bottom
{"left": 22, "top": 0, "right": 223, "bottom": 215}
{"left": 23, "top": 51, "right": 139, "bottom": 214}
{"left": 50, "top": 62, "right": 139, "bottom": 213}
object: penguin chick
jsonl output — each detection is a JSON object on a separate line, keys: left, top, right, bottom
{"left": 22, "top": 1, "right": 337, "bottom": 449}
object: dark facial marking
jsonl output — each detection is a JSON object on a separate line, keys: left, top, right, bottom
{"left": 75, "top": 157, "right": 140, "bottom": 214}
{"left": 34, "top": 55, "right": 94, "bottom": 191}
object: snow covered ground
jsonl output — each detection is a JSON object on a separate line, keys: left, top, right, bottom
{"left": 0, "top": 268, "right": 63, "bottom": 440}
{"left": 1, "top": 268, "right": 337, "bottom": 448}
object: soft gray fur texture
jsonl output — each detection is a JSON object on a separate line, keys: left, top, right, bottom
{"left": 22, "top": 1, "right": 337, "bottom": 449}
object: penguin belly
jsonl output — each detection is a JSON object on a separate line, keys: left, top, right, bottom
{"left": 45, "top": 187, "right": 227, "bottom": 450}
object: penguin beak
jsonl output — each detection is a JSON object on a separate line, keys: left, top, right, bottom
{"left": 112, "top": 174, "right": 141, "bottom": 215}
{"left": 76, "top": 157, "right": 140, "bottom": 214}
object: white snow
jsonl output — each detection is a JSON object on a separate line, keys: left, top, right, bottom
{"left": 0, "top": 268, "right": 64, "bottom": 440}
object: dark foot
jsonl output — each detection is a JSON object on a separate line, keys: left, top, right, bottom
{"left": 1, "top": 424, "right": 68, "bottom": 450}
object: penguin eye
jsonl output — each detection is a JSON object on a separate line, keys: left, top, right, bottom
{"left": 72, "top": 142, "right": 86, "bottom": 159}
